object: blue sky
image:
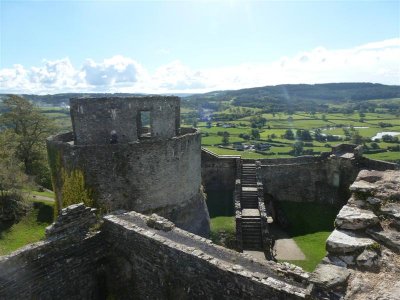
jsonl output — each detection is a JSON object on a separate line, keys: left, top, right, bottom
{"left": 1, "top": 0, "right": 399, "bottom": 94}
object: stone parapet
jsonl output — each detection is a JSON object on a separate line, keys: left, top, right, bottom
{"left": 102, "top": 210, "right": 311, "bottom": 299}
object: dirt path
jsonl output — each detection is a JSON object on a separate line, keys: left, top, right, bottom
{"left": 243, "top": 227, "right": 306, "bottom": 261}
{"left": 272, "top": 227, "right": 305, "bottom": 260}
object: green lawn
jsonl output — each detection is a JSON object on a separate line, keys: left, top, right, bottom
{"left": 0, "top": 199, "right": 54, "bottom": 256}
{"left": 276, "top": 201, "right": 341, "bottom": 272}
{"left": 210, "top": 216, "right": 236, "bottom": 249}
{"left": 364, "top": 151, "right": 400, "bottom": 162}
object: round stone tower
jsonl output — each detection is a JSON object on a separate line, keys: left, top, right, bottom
{"left": 47, "top": 96, "right": 210, "bottom": 237}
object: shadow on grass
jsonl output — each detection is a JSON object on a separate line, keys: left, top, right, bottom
{"left": 275, "top": 201, "right": 342, "bottom": 272}
{"left": 33, "top": 202, "right": 54, "bottom": 224}
{"left": 277, "top": 201, "right": 341, "bottom": 237}
{"left": 206, "top": 190, "right": 234, "bottom": 218}
{"left": 0, "top": 220, "right": 14, "bottom": 239}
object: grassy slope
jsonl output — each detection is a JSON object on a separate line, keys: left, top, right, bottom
{"left": 277, "top": 201, "right": 340, "bottom": 272}
{"left": 0, "top": 199, "right": 54, "bottom": 256}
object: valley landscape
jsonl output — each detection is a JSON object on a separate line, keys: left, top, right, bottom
{"left": 1, "top": 1, "right": 400, "bottom": 298}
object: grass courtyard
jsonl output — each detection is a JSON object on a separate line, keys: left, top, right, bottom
{"left": 276, "top": 201, "right": 340, "bottom": 271}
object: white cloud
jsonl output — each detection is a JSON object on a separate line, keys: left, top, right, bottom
{"left": 82, "top": 55, "right": 147, "bottom": 87}
{"left": 152, "top": 60, "right": 208, "bottom": 91}
{"left": 1, "top": 38, "right": 399, "bottom": 94}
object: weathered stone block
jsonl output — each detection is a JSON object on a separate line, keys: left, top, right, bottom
{"left": 326, "top": 229, "right": 376, "bottom": 254}
{"left": 356, "top": 249, "right": 380, "bottom": 268}
{"left": 146, "top": 213, "right": 175, "bottom": 231}
{"left": 366, "top": 228, "right": 400, "bottom": 252}
{"left": 380, "top": 203, "right": 400, "bottom": 222}
{"left": 335, "top": 205, "right": 379, "bottom": 230}
{"left": 309, "top": 264, "right": 350, "bottom": 289}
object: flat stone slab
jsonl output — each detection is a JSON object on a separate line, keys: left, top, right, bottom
{"left": 242, "top": 186, "right": 258, "bottom": 192}
{"left": 335, "top": 205, "right": 379, "bottom": 230}
{"left": 366, "top": 228, "right": 400, "bottom": 252}
{"left": 242, "top": 209, "right": 260, "bottom": 217}
{"left": 326, "top": 229, "right": 376, "bottom": 254}
{"left": 309, "top": 264, "right": 350, "bottom": 289}
{"left": 349, "top": 180, "right": 376, "bottom": 194}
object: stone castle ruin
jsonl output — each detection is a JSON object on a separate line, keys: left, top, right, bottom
{"left": 46, "top": 96, "right": 210, "bottom": 237}
{"left": 0, "top": 96, "right": 399, "bottom": 299}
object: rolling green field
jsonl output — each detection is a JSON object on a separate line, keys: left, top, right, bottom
{"left": 198, "top": 108, "right": 400, "bottom": 162}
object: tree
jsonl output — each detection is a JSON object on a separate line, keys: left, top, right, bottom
{"left": 292, "top": 141, "right": 304, "bottom": 156}
{"left": 221, "top": 132, "right": 230, "bottom": 145}
{"left": 283, "top": 129, "right": 295, "bottom": 140}
{"left": 296, "top": 129, "right": 312, "bottom": 141}
{"left": 370, "top": 142, "right": 380, "bottom": 149}
{"left": 251, "top": 129, "right": 260, "bottom": 140}
{"left": 0, "top": 95, "right": 57, "bottom": 187}
{"left": 0, "top": 130, "right": 29, "bottom": 192}
{"left": 350, "top": 131, "right": 364, "bottom": 145}
{"left": 250, "top": 116, "right": 267, "bottom": 129}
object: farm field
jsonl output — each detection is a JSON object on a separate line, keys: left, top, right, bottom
{"left": 198, "top": 108, "right": 400, "bottom": 162}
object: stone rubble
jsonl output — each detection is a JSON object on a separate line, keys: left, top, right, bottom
{"left": 45, "top": 202, "right": 97, "bottom": 238}
{"left": 313, "top": 169, "right": 400, "bottom": 300}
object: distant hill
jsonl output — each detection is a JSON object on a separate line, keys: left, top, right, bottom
{"left": 1, "top": 83, "right": 399, "bottom": 109}
{"left": 183, "top": 82, "right": 400, "bottom": 112}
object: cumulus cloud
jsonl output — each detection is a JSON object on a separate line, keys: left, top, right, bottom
{"left": 0, "top": 58, "right": 82, "bottom": 93}
{"left": 152, "top": 60, "right": 208, "bottom": 90}
{"left": 82, "top": 55, "right": 147, "bottom": 86}
{"left": 1, "top": 38, "right": 399, "bottom": 94}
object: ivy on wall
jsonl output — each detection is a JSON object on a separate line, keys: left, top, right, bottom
{"left": 61, "top": 169, "right": 94, "bottom": 210}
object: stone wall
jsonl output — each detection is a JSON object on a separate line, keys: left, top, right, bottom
{"left": 0, "top": 204, "right": 313, "bottom": 299}
{"left": 0, "top": 204, "right": 107, "bottom": 300}
{"left": 102, "top": 211, "right": 311, "bottom": 299}
{"left": 70, "top": 96, "right": 180, "bottom": 145}
{"left": 201, "top": 148, "right": 238, "bottom": 191}
{"left": 202, "top": 148, "right": 399, "bottom": 206}
{"left": 47, "top": 128, "right": 209, "bottom": 237}
{"left": 260, "top": 154, "right": 398, "bottom": 205}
